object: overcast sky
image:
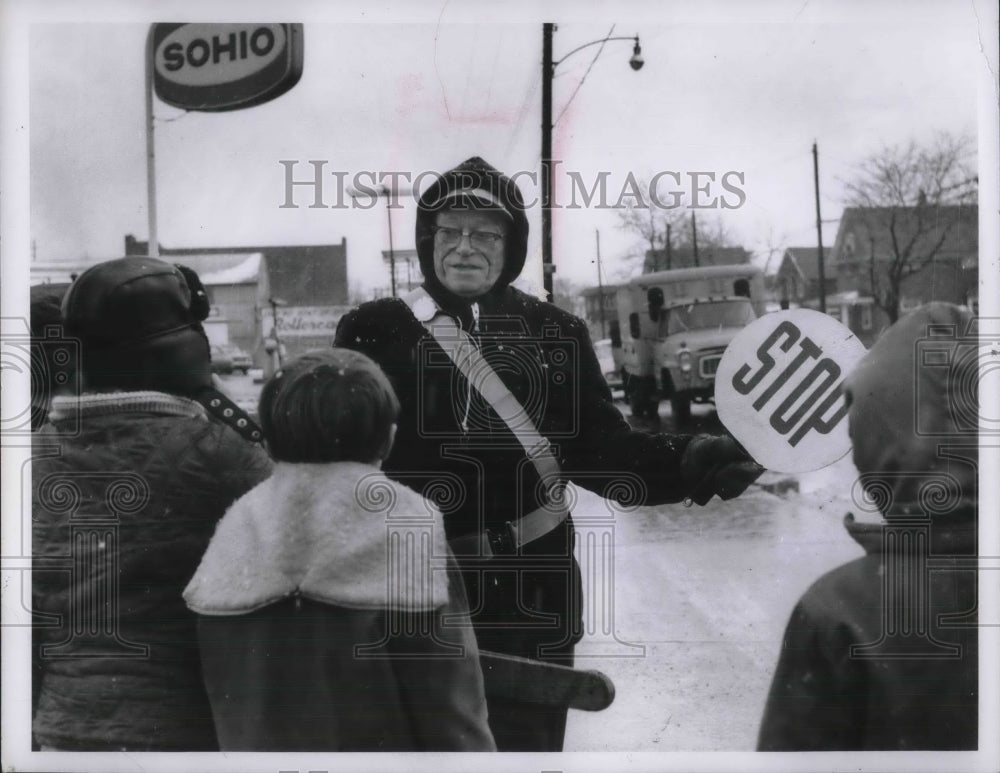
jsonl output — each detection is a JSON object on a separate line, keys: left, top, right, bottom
{"left": 12, "top": 0, "right": 995, "bottom": 294}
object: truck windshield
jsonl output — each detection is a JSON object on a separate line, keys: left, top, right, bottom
{"left": 660, "top": 299, "right": 756, "bottom": 336}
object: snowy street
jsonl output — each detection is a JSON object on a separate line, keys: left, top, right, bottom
{"left": 565, "top": 453, "right": 863, "bottom": 750}
{"left": 219, "top": 371, "right": 869, "bottom": 751}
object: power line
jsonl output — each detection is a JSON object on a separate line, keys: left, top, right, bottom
{"left": 456, "top": 25, "right": 480, "bottom": 125}
{"left": 553, "top": 24, "right": 616, "bottom": 127}
{"left": 502, "top": 69, "right": 541, "bottom": 161}
{"left": 483, "top": 27, "right": 504, "bottom": 107}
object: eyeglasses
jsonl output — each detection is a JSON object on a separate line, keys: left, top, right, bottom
{"left": 432, "top": 225, "right": 504, "bottom": 250}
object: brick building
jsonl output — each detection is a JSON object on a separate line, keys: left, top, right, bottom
{"left": 124, "top": 235, "right": 349, "bottom": 368}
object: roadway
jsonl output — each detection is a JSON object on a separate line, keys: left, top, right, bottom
{"left": 219, "top": 372, "right": 865, "bottom": 751}
{"left": 563, "top": 398, "right": 863, "bottom": 750}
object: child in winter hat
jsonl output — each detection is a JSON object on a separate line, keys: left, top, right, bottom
{"left": 184, "top": 349, "right": 496, "bottom": 751}
{"left": 61, "top": 256, "right": 214, "bottom": 396}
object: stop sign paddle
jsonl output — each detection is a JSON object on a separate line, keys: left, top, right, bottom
{"left": 715, "top": 309, "right": 868, "bottom": 474}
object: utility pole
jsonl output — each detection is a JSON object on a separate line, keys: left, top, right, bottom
{"left": 350, "top": 184, "right": 410, "bottom": 298}
{"left": 384, "top": 191, "right": 397, "bottom": 298}
{"left": 268, "top": 297, "right": 287, "bottom": 369}
{"left": 595, "top": 229, "right": 606, "bottom": 339}
{"left": 541, "top": 24, "right": 643, "bottom": 299}
{"left": 144, "top": 27, "right": 159, "bottom": 257}
{"left": 649, "top": 208, "right": 659, "bottom": 271}
{"left": 541, "top": 23, "right": 555, "bottom": 300}
{"left": 691, "top": 212, "right": 699, "bottom": 267}
{"left": 665, "top": 223, "right": 672, "bottom": 270}
{"left": 813, "top": 142, "right": 827, "bottom": 314}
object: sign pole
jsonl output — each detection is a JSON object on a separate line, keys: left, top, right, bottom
{"left": 145, "top": 27, "right": 159, "bottom": 258}
{"left": 147, "top": 23, "right": 305, "bottom": 257}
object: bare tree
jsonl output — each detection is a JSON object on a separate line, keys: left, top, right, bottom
{"left": 843, "top": 132, "right": 977, "bottom": 323}
{"left": 551, "top": 276, "right": 583, "bottom": 317}
{"left": 616, "top": 177, "right": 738, "bottom": 276}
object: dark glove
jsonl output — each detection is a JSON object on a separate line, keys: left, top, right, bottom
{"left": 680, "top": 434, "right": 765, "bottom": 506}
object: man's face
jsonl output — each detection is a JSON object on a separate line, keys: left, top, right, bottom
{"left": 432, "top": 208, "right": 508, "bottom": 298}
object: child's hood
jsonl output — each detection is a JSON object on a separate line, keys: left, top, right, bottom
{"left": 843, "top": 302, "right": 977, "bottom": 513}
{"left": 184, "top": 461, "right": 451, "bottom": 614}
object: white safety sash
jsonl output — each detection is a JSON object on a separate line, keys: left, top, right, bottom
{"left": 402, "top": 287, "right": 568, "bottom": 556}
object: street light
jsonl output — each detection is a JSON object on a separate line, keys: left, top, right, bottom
{"left": 542, "top": 23, "right": 643, "bottom": 299}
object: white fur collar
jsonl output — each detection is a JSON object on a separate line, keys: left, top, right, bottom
{"left": 184, "top": 462, "right": 451, "bottom": 615}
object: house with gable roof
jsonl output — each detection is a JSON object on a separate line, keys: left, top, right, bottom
{"left": 773, "top": 246, "right": 837, "bottom": 309}
{"left": 824, "top": 204, "right": 977, "bottom": 346}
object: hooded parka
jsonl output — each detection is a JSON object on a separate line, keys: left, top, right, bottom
{"left": 183, "top": 462, "right": 496, "bottom": 751}
{"left": 757, "top": 303, "right": 978, "bottom": 751}
{"left": 334, "top": 157, "right": 732, "bottom": 749}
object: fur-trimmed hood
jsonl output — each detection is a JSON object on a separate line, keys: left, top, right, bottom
{"left": 184, "top": 462, "right": 450, "bottom": 615}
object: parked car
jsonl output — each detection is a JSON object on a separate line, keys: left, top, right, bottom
{"left": 210, "top": 344, "right": 252, "bottom": 375}
{"left": 593, "top": 338, "right": 624, "bottom": 393}
{"left": 222, "top": 345, "right": 253, "bottom": 375}
{"left": 210, "top": 345, "right": 234, "bottom": 375}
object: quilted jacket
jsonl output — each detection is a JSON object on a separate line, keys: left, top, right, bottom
{"left": 32, "top": 391, "right": 272, "bottom": 750}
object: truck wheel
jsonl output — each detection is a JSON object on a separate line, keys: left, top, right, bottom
{"left": 670, "top": 395, "right": 691, "bottom": 426}
{"left": 629, "top": 391, "right": 646, "bottom": 418}
{"left": 628, "top": 378, "right": 657, "bottom": 420}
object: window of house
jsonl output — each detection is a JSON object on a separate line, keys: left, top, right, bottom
{"left": 844, "top": 232, "right": 856, "bottom": 258}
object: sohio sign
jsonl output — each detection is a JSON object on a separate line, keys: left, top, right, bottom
{"left": 152, "top": 23, "right": 303, "bottom": 111}
{"left": 715, "top": 310, "right": 868, "bottom": 474}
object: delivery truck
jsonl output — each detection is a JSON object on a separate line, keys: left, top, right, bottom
{"left": 615, "top": 264, "right": 766, "bottom": 424}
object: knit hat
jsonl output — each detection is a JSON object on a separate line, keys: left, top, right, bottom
{"left": 61, "top": 257, "right": 213, "bottom": 395}
{"left": 415, "top": 156, "right": 530, "bottom": 302}
{"left": 258, "top": 348, "right": 400, "bottom": 464}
